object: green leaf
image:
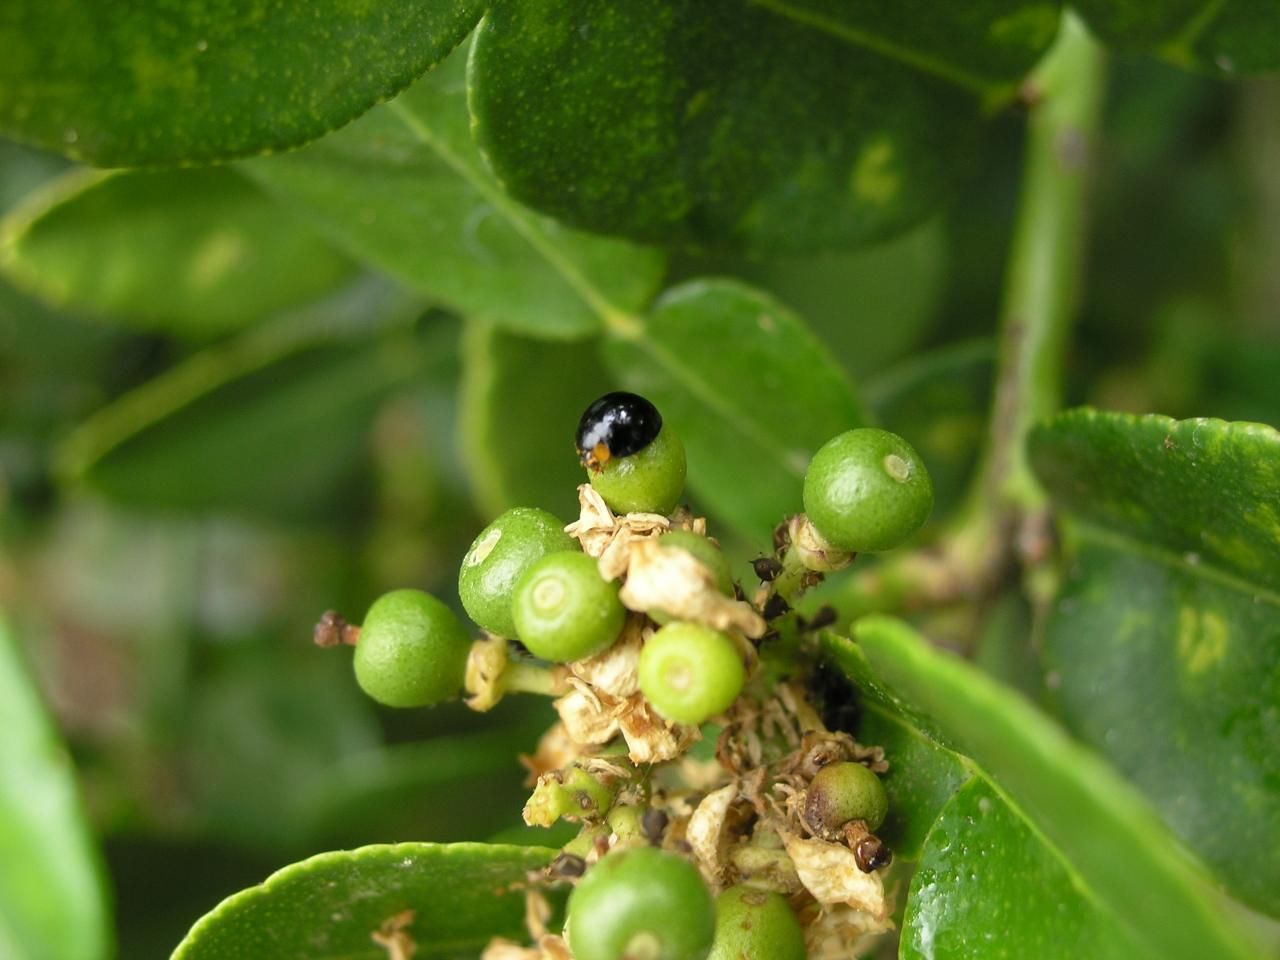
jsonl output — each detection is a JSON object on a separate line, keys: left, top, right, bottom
{"left": 1073, "top": 0, "right": 1280, "bottom": 74}
{"left": 0, "top": 1, "right": 485, "bottom": 166}
{"left": 905, "top": 779, "right": 1148, "bottom": 959}
{"left": 1, "top": 168, "right": 356, "bottom": 337}
{"left": 459, "top": 318, "right": 610, "bottom": 518}
{"left": 1029, "top": 411, "right": 1280, "bottom": 589}
{"left": 57, "top": 279, "right": 428, "bottom": 520}
{"left": 1030, "top": 409, "right": 1280, "bottom": 915}
{"left": 244, "top": 48, "right": 664, "bottom": 340}
{"left": 605, "top": 279, "right": 865, "bottom": 538}
{"left": 824, "top": 618, "right": 1265, "bottom": 960}
{"left": 0, "top": 614, "right": 111, "bottom": 960}
{"left": 183, "top": 649, "right": 380, "bottom": 851}
{"left": 679, "top": 217, "right": 949, "bottom": 377}
{"left": 171, "top": 842, "right": 558, "bottom": 960}
{"left": 468, "top": 1, "right": 1057, "bottom": 251}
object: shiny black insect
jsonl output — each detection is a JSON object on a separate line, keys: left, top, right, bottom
{"left": 575, "top": 391, "right": 662, "bottom": 471}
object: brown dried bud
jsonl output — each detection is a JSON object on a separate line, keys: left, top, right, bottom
{"left": 313, "top": 610, "right": 359, "bottom": 647}
{"left": 853, "top": 835, "right": 892, "bottom": 873}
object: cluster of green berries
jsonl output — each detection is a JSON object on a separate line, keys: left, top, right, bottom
{"left": 330, "top": 392, "right": 923, "bottom": 960}
{"left": 566, "top": 847, "right": 807, "bottom": 960}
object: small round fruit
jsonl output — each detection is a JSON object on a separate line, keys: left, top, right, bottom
{"left": 512, "top": 551, "right": 625, "bottom": 662}
{"left": 459, "top": 507, "right": 576, "bottom": 638}
{"left": 708, "top": 885, "right": 806, "bottom": 960}
{"left": 803, "top": 761, "right": 888, "bottom": 835}
{"left": 352, "top": 589, "right": 470, "bottom": 707}
{"left": 660, "top": 531, "right": 733, "bottom": 594}
{"left": 578, "top": 392, "right": 686, "bottom": 515}
{"left": 803, "top": 428, "right": 933, "bottom": 552}
{"left": 567, "top": 847, "right": 715, "bottom": 960}
{"left": 638, "top": 623, "right": 745, "bottom": 724}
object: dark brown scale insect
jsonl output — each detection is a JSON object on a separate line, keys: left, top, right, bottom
{"left": 805, "top": 605, "right": 838, "bottom": 632}
{"left": 752, "top": 556, "right": 783, "bottom": 582}
{"left": 551, "top": 852, "right": 587, "bottom": 878}
{"left": 762, "top": 593, "right": 791, "bottom": 620}
{"left": 641, "top": 807, "right": 669, "bottom": 845}
{"left": 575, "top": 392, "right": 663, "bottom": 471}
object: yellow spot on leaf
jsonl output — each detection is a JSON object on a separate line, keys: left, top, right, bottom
{"left": 1177, "top": 607, "right": 1228, "bottom": 676}
{"left": 851, "top": 137, "right": 899, "bottom": 208}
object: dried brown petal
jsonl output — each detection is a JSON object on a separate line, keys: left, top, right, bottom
{"left": 617, "top": 694, "right": 700, "bottom": 763}
{"left": 618, "top": 538, "right": 765, "bottom": 638}
{"left": 802, "top": 903, "right": 893, "bottom": 959}
{"left": 554, "top": 688, "right": 620, "bottom": 747}
{"left": 687, "top": 782, "right": 738, "bottom": 884}
{"left": 464, "top": 636, "right": 509, "bottom": 712}
{"left": 568, "top": 618, "right": 644, "bottom": 697}
{"left": 781, "top": 833, "right": 890, "bottom": 923}
{"left": 788, "top": 514, "right": 855, "bottom": 573}
{"left": 564, "top": 484, "right": 669, "bottom": 580}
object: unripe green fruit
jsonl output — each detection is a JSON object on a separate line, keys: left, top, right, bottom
{"left": 512, "top": 551, "right": 625, "bottom": 662}
{"left": 803, "top": 427, "right": 933, "bottom": 553}
{"left": 803, "top": 761, "right": 888, "bottom": 835}
{"left": 567, "top": 847, "right": 715, "bottom": 960}
{"left": 589, "top": 423, "right": 686, "bottom": 516}
{"left": 638, "top": 622, "right": 745, "bottom": 724}
{"left": 458, "top": 507, "right": 576, "bottom": 638}
{"left": 708, "top": 885, "right": 806, "bottom": 960}
{"left": 352, "top": 589, "right": 470, "bottom": 708}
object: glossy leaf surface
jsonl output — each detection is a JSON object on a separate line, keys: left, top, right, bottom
{"left": 1, "top": 169, "right": 355, "bottom": 336}
{"left": 58, "top": 280, "right": 427, "bottom": 519}
{"left": 245, "top": 50, "right": 663, "bottom": 340}
{"left": 172, "top": 843, "right": 556, "bottom": 959}
{"left": 824, "top": 618, "right": 1263, "bottom": 960}
{"left": 1073, "top": 0, "right": 1280, "bottom": 74}
{"left": 904, "top": 779, "right": 1146, "bottom": 959}
{"left": 606, "top": 279, "right": 865, "bottom": 536}
{"left": 0, "top": 0, "right": 484, "bottom": 165}
{"left": 0, "top": 615, "right": 111, "bottom": 960}
{"left": 1031, "top": 410, "right": 1280, "bottom": 915}
{"left": 459, "top": 318, "right": 610, "bottom": 518}
{"left": 469, "top": 0, "right": 1040, "bottom": 251}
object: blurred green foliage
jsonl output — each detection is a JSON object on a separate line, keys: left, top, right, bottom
{"left": 0, "top": 28, "right": 1277, "bottom": 960}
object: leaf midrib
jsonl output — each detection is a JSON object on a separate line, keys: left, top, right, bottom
{"left": 1069, "top": 518, "right": 1280, "bottom": 609}
{"left": 386, "top": 98, "right": 808, "bottom": 479}
{"left": 746, "top": 0, "right": 1005, "bottom": 96}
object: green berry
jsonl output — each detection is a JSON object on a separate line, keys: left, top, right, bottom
{"left": 803, "top": 761, "right": 888, "bottom": 835}
{"left": 567, "top": 847, "right": 715, "bottom": 960}
{"left": 660, "top": 531, "right": 734, "bottom": 594}
{"left": 708, "top": 885, "right": 806, "bottom": 960}
{"left": 589, "top": 422, "right": 687, "bottom": 516}
{"left": 512, "top": 551, "right": 625, "bottom": 662}
{"left": 803, "top": 427, "right": 933, "bottom": 553}
{"left": 458, "top": 507, "right": 576, "bottom": 638}
{"left": 638, "top": 622, "right": 745, "bottom": 724}
{"left": 352, "top": 589, "right": 470, "bottom": 708}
